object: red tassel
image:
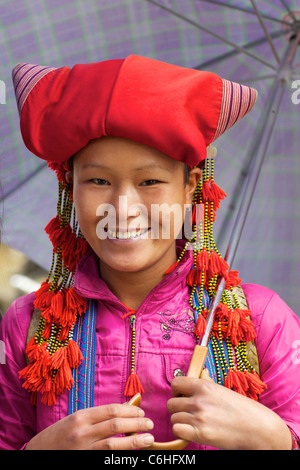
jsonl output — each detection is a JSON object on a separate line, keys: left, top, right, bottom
{"left": 25, "top": 338, "right": 47, "bottom": 363}
{"left": 53, "top": 358, "right": 74, "bottom": 395}
{"left": 34, "top": 282, "right": 55, "bottom": 310}
{"left": 227, "top": 309, "right": 256, "bottom": 345}
{"left": 227, "top": 309, "right": 241, "bottom": 345}
{"left": 30, "top": 391, "right": 37, "bottom": 406}
{"left": 124, "top": 372, "right": 145, "bottom": 397}
{"left": 67, "top": 339, "right": 84, "bottom": 368}
{"left": 66, "top": 287, "right": 87, "bottom": 316}
{"left": 225, "top": 270, "right": 242, "bottom": 289}
{"left": 210, "top": 181, "right": 227, "bottom": 209}
{"left": 207, "top": 251, "right": 229, "bottom": 281}
{"left": 225, "top": 369, "right": 267, "bottom": 400}
{"left": 244, "top": 371, "right": 267, "bottom": 400}
{"left": 75, "top": 237, "right": 89, "bottom": 260}
{"left": 41, "top": 390, "right": 57, "bottom": 406}
{"left": 49, "top": 347, "right": 67, "bottom": 370}
{"left": 196, "top": 248, "right": 210, "bottom": 271}
{"left": 187, "top": 269, "right": 196, "bottom": 286}
{"left": 50, "top": 289, "right": 66, "bottom": 323}
{"left": 48, "top": 161, "right": 68, "bottom": 184}
{"left": 165, "top": 260, "right": 180, "bottom": 275}
{"left": 202, "top": 180, "right": 213, "bottom": 203}
{"left": 194, "top": 313, "right": 207, "bottom": 337}
{"left": 224, "top": 369, "right": 247, "bottom": 396}
{"left": 44, "top": 216, "right": 61, "bottom": 238}
{"left": 215, "top": 302, "right": 229, "bottom": 321}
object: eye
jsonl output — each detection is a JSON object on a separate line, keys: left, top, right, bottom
{"left": 90, "top": 178, "right": 110, "bottom": 186}
{"left": 140, "top": 179, "right": 161, "bottom": 186}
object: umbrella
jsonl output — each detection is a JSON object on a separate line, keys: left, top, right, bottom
{"left": 0, "top": 0, "right": 299, "bottom": 314}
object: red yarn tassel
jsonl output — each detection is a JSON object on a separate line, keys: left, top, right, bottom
{"left": 124, "top": 371, "right": 145, "bottom": 397}
{"left": 210, "top": 181, "right": 227, "bottom": 209}
{"left": 194, "top": 313, "right": 207, "bottom": 337}
{"left": 244, "top": 370, "right": 267, "bottom": 400}
{"left": 67, "top": 339, "right": 84, "bottom": 368}
{"left": 225, "top": 270, "right": 241, "bottom": 289}
{"left": 49, "top": 346, "right": 67, "bottom": 370}
{"left": 66, "top": 287, "right": 87, "bottom": 316}
{"left": 196, "top": 248, "right": 210, "bottom": 271}
{"left": 224, "top": 369, "right": 247, "bottom": 396}
{"left": 187, "top": 268, "right": 196, "bottom": 286}
{"left": 202, "top": 180, "right": 213, "bottom": 202}
{"left": 165, "top": 260, "right": 180, "bottom": 275}
{"left": 215, "top": 302, "right": 229, "bottom": 321}
{"left": 225, "top": 369, "right": 267, "bottom": 400}
{"left": 44, "top": 215, "right": 61, "bottom": 238}
{"left": 34, "top": 281, "right": 55, "bottom": 310}
{"left": 227, "top": 309, "right": 256, "bottom": 345}
{"left": 208, "top": 251, "right": 229, "bottom": 279}
{"left": 50, "top": 289, "right": 66, "bottom": 323}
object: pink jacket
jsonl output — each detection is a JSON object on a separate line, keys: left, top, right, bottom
{"left": 1, "top": 248, "right": 300, "bottom": 450}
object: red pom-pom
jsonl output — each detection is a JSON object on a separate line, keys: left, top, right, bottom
{"left": 124, "top": 372, "right": 144, "bottom": 397}
{"left": 194, "top": 313, "right": 207, "bottom": 338}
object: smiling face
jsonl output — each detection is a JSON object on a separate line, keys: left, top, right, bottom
{"left": 71, "top": 136, "right": 201, "bottom": 279}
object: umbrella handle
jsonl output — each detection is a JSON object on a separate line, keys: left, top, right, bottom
{"left": 128, "top": 345, "right": 208, "bottom": 451}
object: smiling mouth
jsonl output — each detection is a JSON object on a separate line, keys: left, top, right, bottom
{"left": 106, "top": 227, "right": 150, "bottom": 240}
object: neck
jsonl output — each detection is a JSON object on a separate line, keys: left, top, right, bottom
{"left": 99, "top": 249, "right": 177, "bottom": 311}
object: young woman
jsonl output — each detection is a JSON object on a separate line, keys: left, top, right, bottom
{"left": 0, "top": 56, "right": 299, "bottom": 450}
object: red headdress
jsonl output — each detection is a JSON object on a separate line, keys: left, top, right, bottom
{"left": 12, "top": 55, "right": 265, "bottom": 406}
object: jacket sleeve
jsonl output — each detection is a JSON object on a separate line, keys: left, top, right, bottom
{"left": 243, "top": 284, "right": 300, "bottom": 446}
{"left": 0, "top": 293, "right": 36, "bottom": 450}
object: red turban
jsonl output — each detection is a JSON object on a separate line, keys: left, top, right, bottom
{"left": 13, "top": 55, "right": 257, "bottom": 165}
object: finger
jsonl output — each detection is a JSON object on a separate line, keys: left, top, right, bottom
{"left": 200, "top": 368, "right": 213, "bottom": 381}
{"left": 172, "top": 422, "right": 197, "bottom": 443}
{"left": 171, "top": 376, "right": 201, "bottom": 397}
{"left": 93, "top": 433, "right": 155, "bottom": 451}
{"left": 170, "top": 412, "right": 204, "bottom": 444}
{"left": 167, "top": 396, "right": 194, "bottom": 414}
{"left": 84, "top": 403, "right": 145, "bottom": 424}
{"left": 91, "top": 416, "right": 154, "bottom": 440}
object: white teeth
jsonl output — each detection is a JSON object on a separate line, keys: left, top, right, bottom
{"left": 107, "top": 228, "right": 147, "bottom": 239}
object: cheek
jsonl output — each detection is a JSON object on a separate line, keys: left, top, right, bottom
{"left": 73, "top": 188, "right": 98, "bottom": 236}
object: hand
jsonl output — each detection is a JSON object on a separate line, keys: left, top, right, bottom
{"left": 25, "top": 403, "right": 154, "bottom": 450}
{"left": 167, "top": 369, "right": 292, "bottom": 450}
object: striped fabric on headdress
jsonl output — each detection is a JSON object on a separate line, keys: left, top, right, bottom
{"left": 12, "top": 55, "right": 266, "bottom": 406}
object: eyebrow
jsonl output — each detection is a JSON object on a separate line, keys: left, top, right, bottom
{"left": 134, "top": 163, "right": 172, "bottom": 173}
{"left": 81, "top": 163, "right": 111, "bottom": 170}
{"left": 80, "top": 163, "right": 172, "bottom": 172}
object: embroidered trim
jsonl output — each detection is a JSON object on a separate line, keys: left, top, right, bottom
{"left": 68, "top": 299, "right": 96, "bottom": 413}
{"left": 291, "top": 430, "right": 300, "bottom": 450}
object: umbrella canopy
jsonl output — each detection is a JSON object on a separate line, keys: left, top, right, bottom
{"left": 0, "top": 0, "right": 299, "bottom": 314}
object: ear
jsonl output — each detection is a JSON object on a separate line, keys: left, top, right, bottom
{"left": 185, "top": 167, "right": 202, "bottom": 205}
{"left": 65, "top": 171, "right": 73, "bottom": 184}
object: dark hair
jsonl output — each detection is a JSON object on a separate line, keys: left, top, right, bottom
{"left": 184, "top": 164, "right": 190, "bottom": 186}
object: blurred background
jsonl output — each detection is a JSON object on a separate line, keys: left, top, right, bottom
{"left": 0, "top": 0, "right": 299, "bottom": 317}
{"left": 0, "top": 244, "right": 47, "bottom": 315}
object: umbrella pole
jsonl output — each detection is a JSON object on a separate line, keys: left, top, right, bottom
{"left": 216, "top": 34, "right": 300, "bottom": 251}
{"left": 201, "top": 35, "right": 300, "bottom": 347}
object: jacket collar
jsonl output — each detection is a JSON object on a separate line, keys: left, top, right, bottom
{"left": 74, "top": 241, "right": 193, "bottom": 306}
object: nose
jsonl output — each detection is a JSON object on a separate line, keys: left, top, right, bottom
{"left": 113, "top": 186, "right": 143, "bottom": 231}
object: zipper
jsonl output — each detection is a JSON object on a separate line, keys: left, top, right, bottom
{"left": 123, "top": 312, "right": 144, "bottom": 397}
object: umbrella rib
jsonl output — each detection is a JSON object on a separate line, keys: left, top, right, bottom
{"left": 236, "top": 74, "right": 276, "bottom": 83}
{"left": 197, "top": 0, "right": 293, "bottom": 26}
{"left": 145, "top": 0, "right": 277, "bottom": 71}
{"left": 279, "top": 0, "right": 298, "bottom": 22}
{"left": 0, "top": 161, "right": 48, "bottom": 202}
{"left": 249, "top": 0, "right": 281, "bottom": 65}
{"left": 193, "top": 29, "right": 286, "bottom": 69}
